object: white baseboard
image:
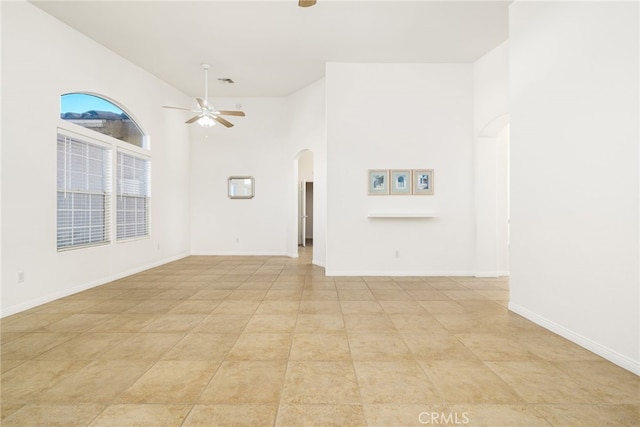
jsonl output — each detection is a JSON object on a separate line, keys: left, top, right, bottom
{"left": 509, "top": 302, "right": 640, "bottom": 376}
{"left": 475, "top": 271, "right": 510, "bottom": 278}
{"left": 190, "top": 251, "right": 288, "bottom": 257}
{"left": 475, "top": 271, "right": 499, "bottom": 278}
{"left": 312, "top": 259, "right": 325, "bottom": 268}
{"left": 324, "top": 270, "right": 475, "bottom": 277}
{"left": 1, "top": 253, "right": 189, "bottom": 318}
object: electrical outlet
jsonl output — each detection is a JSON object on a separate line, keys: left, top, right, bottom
{"left": 395, "top": 250, "right": 400, "bottom": 258}
{"left": 17, "top": 271, "right": 25, "bottom": 283}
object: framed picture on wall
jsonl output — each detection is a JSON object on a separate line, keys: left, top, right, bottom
{"left": 412, "top": 169, "right": 434, "bottom": 195}
{"left": 390, "top": 170, "right": 412, "bottom": 195}
{"left": 228, "top": 176, "right": 255, "bottom": 199}
{"left": 367, "top": 169, "right": 389, "bottom": 195}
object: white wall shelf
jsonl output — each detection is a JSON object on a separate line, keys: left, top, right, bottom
{"left": 367, "top": 212, "right": 437, "bottom": 218}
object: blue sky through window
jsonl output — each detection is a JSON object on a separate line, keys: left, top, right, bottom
{"left": 61, "top": 93, "right": 124, "bottom": 115}
{"left": 60, "top": 93, "right": 145, "bottom": 148}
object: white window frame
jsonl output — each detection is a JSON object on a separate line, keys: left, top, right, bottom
{"left": 57, "top": 112, "right": 151, "bottom": 250}
{"left": 57, "top": 129, "right": 112, "bottom": 251}
{"left": 116, "top": 148, "right": 151, "bottom": 242}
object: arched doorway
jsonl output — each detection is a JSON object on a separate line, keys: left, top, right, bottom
{"left": 476, "top": 114, "right": 510, "bottom": 277}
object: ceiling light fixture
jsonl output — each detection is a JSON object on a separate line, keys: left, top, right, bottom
{"left": 162, "top": 64, "right": 245, "bottom": 128}
{"left": 197, "top": 115, "right": 215, "bottom": 128}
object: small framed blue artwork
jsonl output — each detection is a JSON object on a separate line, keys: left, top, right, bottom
{"left": 390, "top": 170, "right": 412, "bottom": 195}
{"left": 367, "top": 169, "right": 389, "bottom": 195}
{"left": 412, "top": 169, "right": 434, "bottom": 195}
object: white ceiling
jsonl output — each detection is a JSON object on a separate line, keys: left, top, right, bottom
{"left": 30, "top": 0, "right": 509, "bottom": 98}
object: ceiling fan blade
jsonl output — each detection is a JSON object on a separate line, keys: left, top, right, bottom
{"left": 162, "top": 105, "right": 192, "bottom": 111}
{"left": 217, "top": 110, "right": 245, "bottom": 117}
{"left": 185, "top": 115, "right": 202, "bottom": 124}
{"left": 196, "top": 98, "right": 207, "bottom": 108}
{"left": 299, "top": 0, "right": 316, "bottom": 7}
{"left": 213, "top": 116, "right": 234, "bottom": 128}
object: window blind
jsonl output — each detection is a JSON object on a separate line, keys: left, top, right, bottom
{"left": 116, "top": 151, "right": 150, "bottom": 240}
{"left": 57, "top": 133, "right": 111, "bottom": 250}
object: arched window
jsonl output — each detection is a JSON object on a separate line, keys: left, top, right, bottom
{"left": 58, "top": 93, "right": 150, "bottom": 250}
{"left": 61, "top": 93, "right": 145, "bottom": 148}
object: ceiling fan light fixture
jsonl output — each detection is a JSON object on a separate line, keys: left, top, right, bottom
{"left": 197, "top": 115, "right": 215, "bottom": 128}
{"left": 163, "top": 64, "right": 244, "bottom": 128}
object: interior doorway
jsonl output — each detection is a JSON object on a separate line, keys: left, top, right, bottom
{"left": 476, "top": 114, "right": 510, "bottom": 277}
{"left": 301, "top": 182, "right": 314, "bottom": 247}
{"left": 297, "top": 150, "right": 314, "bottom": 252}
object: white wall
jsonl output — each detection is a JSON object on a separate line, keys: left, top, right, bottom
{"left": 509, "top": 1, "right": 639, "bottom": 374}
{"left": 298, "top": 153, "right": 314, "bottom": 183}
{"left": 474, "top": 42, "right": 509, "bottom": 135}
{"left": 187, "top": 77, "right": 327, "bottom": 262}
{"left": 495, "top": 125, "right": 510, "bottom": 274}
{"left": 1, "top": 1, "right": 192, "bottom": 315}
{"left": 189, "top": 98, "right": 290, "bottom": 256}
{"left": 325, "top": 63, "right": 475, "bottom": 275}
{"left": 473, "top": 41, "right": 510, "bottom": 277}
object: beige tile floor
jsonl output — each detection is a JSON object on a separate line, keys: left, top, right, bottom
{"left": 1, "top": 247, "right": 638, "bottom": 426}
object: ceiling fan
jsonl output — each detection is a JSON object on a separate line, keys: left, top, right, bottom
{"left": 299, "top": 0, "right": 316, "bottom": 7}
{"left": 162, "top": 63, "right": 245, "bottom": 128}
